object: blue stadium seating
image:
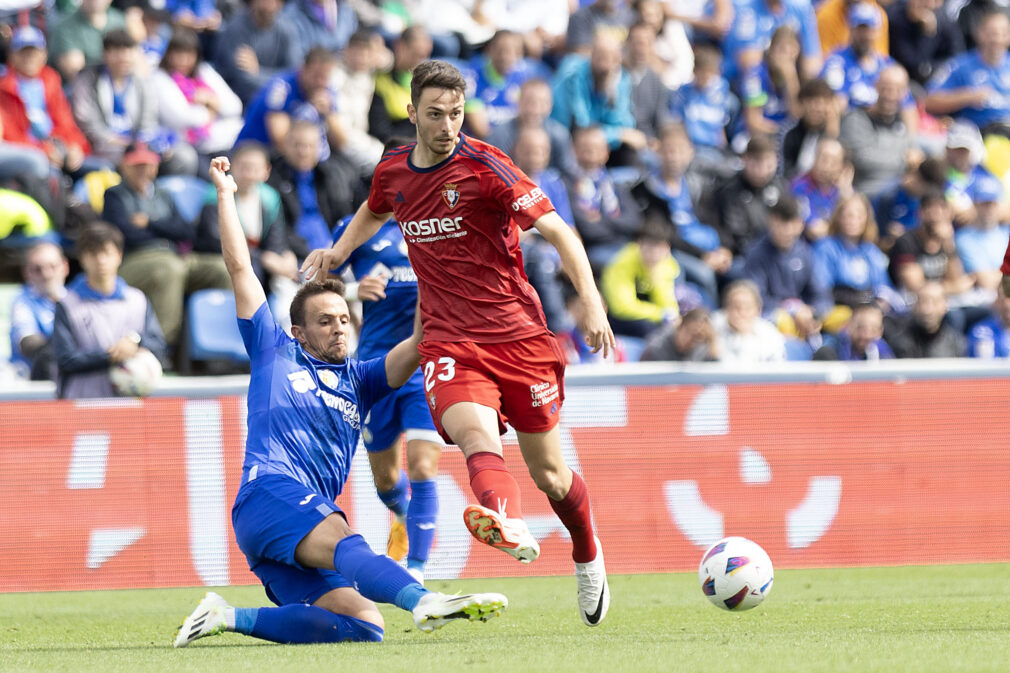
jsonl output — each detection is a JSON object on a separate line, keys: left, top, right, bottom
{"left": 156, "top": 175, "right": 211, "bottom": 223}
{"left": 186, "top": 289, "right": 249, "bottom": 364}
{"left": 784, "top": 338, "right": 813, "bottom": 361}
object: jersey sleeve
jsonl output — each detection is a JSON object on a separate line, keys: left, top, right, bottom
{"left": 237, "top": 301, "right": 289, "bottom": 359}
{"left": 366, "top": 160, "right": 394, "bottom": 215}
{"left": 264, "top": 77, "right": 292, "bottom": 113}
{"left": 479, "top": 147, "right": 556, "bottom": 231}
{"left": 353, "top": 355, "right": 394, "bottom": 413}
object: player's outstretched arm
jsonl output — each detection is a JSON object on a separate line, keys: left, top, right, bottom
{"left": 534, "top": 211, "right": 617, "bottom": 359}
{"left": 383, "top": 299, "right": 423, "bottom": 388}
{"left": 209, "top": 157, "right": 267, "bottom": 319}
{"left": 300, "top": 202, "right": 391, "bottom": 282}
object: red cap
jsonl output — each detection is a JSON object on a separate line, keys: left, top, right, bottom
{"left": 122, "top": 142, "right": 160, "bottom": 166}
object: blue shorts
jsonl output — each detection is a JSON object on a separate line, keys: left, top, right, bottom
{"left": 362, "top": 368, "right": 440, "bottom": 452}
{"left": 232, "top": 473, "right": 354, "bottom": 606}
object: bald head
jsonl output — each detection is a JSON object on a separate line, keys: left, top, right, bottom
{"left": 874, "top": 64, "right": 908, "bottom": 119}
{"left": 590, "top": 30, "right": 623, "bottom": 80}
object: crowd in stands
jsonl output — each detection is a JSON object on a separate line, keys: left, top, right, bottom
{"left": 4, "top": 0, "right": 1010, "bottom": 394}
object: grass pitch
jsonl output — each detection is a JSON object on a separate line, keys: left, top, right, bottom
{"left": 2, "top": 565, "right": 1008, "bottom": 673}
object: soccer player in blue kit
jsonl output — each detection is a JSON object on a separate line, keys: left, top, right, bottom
{"left": 174, "top": 157, "right": 506, "bottom": 647}
{"left": 331, "top": 203, "right": 442, "bottom": 583}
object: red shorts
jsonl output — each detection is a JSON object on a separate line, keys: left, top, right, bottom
{"left": 418, "top": 333, "right": 567, "bottom": 443}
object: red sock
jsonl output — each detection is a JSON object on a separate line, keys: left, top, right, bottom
{"left": 466, "top": 452, "right": 523, "bottom": 519}
{"left": 550, "top": 471, "right": 597, "bottom": 563}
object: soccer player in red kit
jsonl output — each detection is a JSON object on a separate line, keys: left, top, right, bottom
{"left": 302, "top": 60, "right": 615, "bottom": 626}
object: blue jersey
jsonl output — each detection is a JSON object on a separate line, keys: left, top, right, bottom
{"left": 9, "top": 285, "right": 57, "bottom": 367}
{"left": 791, "top": 174, "right": 839, "bottom": 227}
{"left": 967, "top": 315, "right": 1010, "bottom": 358}
{"left": 929, "top": 50, "right": 1010, "bottom": 130}
{"left": 470, "top": 56, "right": 552, "bottom": 128}
{"left": 875, "top": 185, "right": 920, "bottom": 231}
{"left": 236, "top": 70, "right": 337, "bottom": 161}
{"left": 946, "top": 164, "right": 995, "bottom": 214}
{"left": 955, "top": 224, "right": 1010, "bottom": 273}
{"left": 238, "top": 301, "right": 392, "bottom": 502}
{"left": 813, "top": 236, "right": 892, "bottom": 293}
{"left": 724, "top": 0, "right": 820, "bottom": 80}
{"left": 821, "top": 47, "right": 906, "bottom": 109}
{"left": 331, "top": 216, "right": 418, "bottom": 361}
{"left": 670, "top": 77, "right": 735, "bottom": 149}
{"left": 646, "top": 171, "right": 721, "bottom": 251}
{"left": 740, "top": 62, "right": 791, "bottom": 127}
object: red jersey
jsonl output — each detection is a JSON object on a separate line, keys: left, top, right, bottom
{"left": 367, "top": 134, "right": 556, "bottom": 343}
{"left": 1003, "top": 233, "right": 1010, "bottom": 275}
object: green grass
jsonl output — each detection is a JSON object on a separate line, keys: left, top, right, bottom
{"left": 2, "top": 565, "right": 1009, "bottom": 673}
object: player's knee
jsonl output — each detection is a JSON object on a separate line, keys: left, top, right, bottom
{"left": 353, "top": 610, "right": 385, "bottom": 639}
{"left": 529, "top": 465, "right": 567, "bottom": 499}
{"left": 407, "top": 456, "right": 438, "bottom": 481}
{"left": 372, "top": 468, "right": 399, "bottom": 493}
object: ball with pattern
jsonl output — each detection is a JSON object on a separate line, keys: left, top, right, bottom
{"left": 109, "top": 349, "right": 163, "bottom": 397}
{"left": 698, "top": 537, "right": 774, "bottom": 611}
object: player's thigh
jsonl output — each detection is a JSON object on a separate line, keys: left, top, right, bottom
{"left": 440, "top": 401, "right": 506, "bottom": 459}
{"left": 516, "top": 425, "right": 572, "bottom": 497}
{"left": 314, "top": 587, "right": 383, "bottom": 628}
{"left": 294, "top": 511, "right": 355, "bottom": 570}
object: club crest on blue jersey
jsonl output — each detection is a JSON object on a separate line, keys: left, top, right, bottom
{"left": 318, "top": 369, "right": 340, "bottom": 389}
{"left": 441, "top": 182, "right": 460, "bottom": 209}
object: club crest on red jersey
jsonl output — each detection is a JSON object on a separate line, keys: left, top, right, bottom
{"left": 441, "top": 182, "right": 460, "bottom": 210}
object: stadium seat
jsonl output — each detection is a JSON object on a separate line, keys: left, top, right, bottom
{"left": 156, "top": 175, "right": 211, "bottom": 224}
{"left": 185, "top": 289, "right": 249, "bottom": 365}
{"left": 620, "top": 336, "right": 646, "bottom": 362}
{"left": 784, "top": 338, "right": 813, "bottom": 361}
{"left": 72, "top": 169, "right": 121, "bottom": 213}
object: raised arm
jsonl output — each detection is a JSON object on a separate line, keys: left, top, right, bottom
{"left": 533, "top": 210, "right": 616, "bottom": 358}
{"left": 300, "top": 201, "right": 391, "bottom": 281}
{"left": 383, "top": 299, "right": 423, "bottom": 389}
{"left": 208, "top": 156, "right": 267, "bottom": 318}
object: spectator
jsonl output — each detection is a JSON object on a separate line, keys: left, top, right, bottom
{"left": 669, "top": 43, "right": 736, "bottom": 156}
{"left": 888, "top": 191, "right": 975, "bottom": 300}
{"left": 165, "top": 0, "right": 222, "bottom": 34}
{"left": 943, "top": 121, "right": 994, "bottom": 225}
{"left": 368, "top": 26, "right": 433, "bottom": 145}
{"left": 875, "top": 156, "right": 947, "bottom": 247}
{"left": 624, "top": 21, "right": 672, "bottom": 142}
{"left": 886, "top": 281, "right": 966, "bottom": 358}
{"left": 468, "top": 29, "right": 551, "bottom": 129}
{"left": 740, "top": 25, "right": 802, "bottom": 138}
{"left": 102, "top": 141, "right": 231, "bottom": 349}
{"left": 723, "top": 0, "right": 822, "bottom": 82}
{"left": 268, "top": 120, "right": 362, "bottom": 261}
{"left": 139, "top": 3, "right": 172, "bottom": 66}
{"left": 742, "top": 193, "right": 833, "bottom": 341}
{"left": 213, "top": 0, "right": 301, "bottom": 105}
{"left": 552, "top": 30, "right": 646, "bottom": 160}
{"left": 9, "top": 241, "right": 68, "bottom": 380}
{"left": 512, "top": 125, "right": 575, "bottom": 333}
{"left": 237, "top": 46, "right": 347, "bottom": 161}
{"left": 781, "top": 77, "right": 840, "bottom": 178}
{"left": 195, "top": 141, "right": 297, "bottom": 303}
{"left": 564, "top": 125, "right": 640, "bottom": 269}
{"left": 72, "top": 30, "right": 199, "bottom": 175}
{"left": 839, "top": 63, "right": 915, "bottom": 199}
{"left": 887, "top": 0, "right": 965, "bottom": 88}
{"left": 0, "top": 27, "right": 90, "bottom": 175}
{"left": 153, "top": 28, "right": 244, "bottom": 157}
{"left": 639, "top": 307, "right": 719, "bottom": 362}
{"left": 330, "top": 28, "right": 386, "bottom": 169}
{"left": 713, "top": 134, "right": 788, "bottom": 258}
{"left": 48, "top": 0, "right": 138, "bottom": 82}
{"left": 813, "top": 302, "right": 894, "bottom": 360}
{"left": 712, "top": 279, "right": 787, "bottom": 363}
{"left": 479, "top": 0, "right": 571, "bottom": 56}
{"left": 813, "top": 192, "right": 897, "bottom": 311}
{"left": 566, "top": 0, "right": 634, "bottom": 54}
{"left": 821, "top": 3, "right": 906, "bottom": 112}
{"left": 51, "top": 222, "right": 167, "bottom": 398}
{"left": 282, "top": 0, "right": 357, "bottom": 58}
{"left": 926, "top": 9, "right": 1010, "bottom": 134}
{"left": 955, "top": 173, "right": 1009, "bottom": 297}
{"left": 485, "top": 78, "right": 578, "bottom": 179}
{"left": 817, "top": 0, "right": 888, "bottom": 56}
{"left": 634, "top": 122, "right": 728, "bottom": 306}
{"left": 967, "top": 288, "right": 1010, "bottom": 358}
{"left": 791, "top": 137, "right": 849, "bottom": 240}
{"left": 633, "top": 0, "right": 694, "bottom": 91}
{"left": 600, "top": 214, "right": 680, "bottom": 338}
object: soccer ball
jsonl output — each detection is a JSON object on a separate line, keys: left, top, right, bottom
{"left": 698, "top": 537, "right": 774, "bottom": 611}
{"left": 109, "top": 349, "right": 163, "bottom": 397}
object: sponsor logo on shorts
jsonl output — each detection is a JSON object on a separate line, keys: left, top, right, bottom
{"left": 299, "top": 494, "right": 316, "bottom": 506}
{"left": 511, "top": 187, "right": 546, "bottom": 212}
{"left": 428, "top": 392, "right": 436, "bottom": 409}
{"left": 530, "top": 380, "right": 560, "bottom": 408}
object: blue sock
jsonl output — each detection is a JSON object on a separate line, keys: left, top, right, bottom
{"left": 333, "top": 534, "right": 427, "bottom": 611}
{"left": 407, "top": 479, "right": 438, "bottom": 565}
{"left": 376, "top": 471, "right": 409, "bottom": 518}
{"left": 233, "top": 605, "right": 383, "bottom": 643}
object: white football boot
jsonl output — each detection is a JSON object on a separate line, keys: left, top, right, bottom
{"left": 412, "top": 591, "right": 508, "bottom": 632}
{"left": 463, "top": 504, "right": 540, "bottom": 563}
{"left": 575, "top": 536, "right": 610, "bottom": 627}
{"left": 174, "top": 592, "right": 231, "bottom": 647}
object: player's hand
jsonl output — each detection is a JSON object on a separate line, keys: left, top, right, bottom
{"left": 300, "top": 247, "right": 347, "bottom": 282}
{"left": 580, "top": 297, "right": 617, "bottom": 359}
{"left": 357, "top": 275, "right": 388, "bottom": 301}
{"left": 209, "top": 157, "right": 237, "bottom": 193}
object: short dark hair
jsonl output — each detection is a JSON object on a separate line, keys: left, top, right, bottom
{"left": 160, "top": 28, "right": 202, "bottom": 72}
{"left": 681, "top": 307, "right": 710, "bottom": 325}
{"left": 232, "top": 140, "right": 270, "bottom": 162}
{"left": 410, "top": 60, "right": 467, "bottom": 108}
{"left": 304, "top": 46, "right": 337, "bottom": 67}
{"left": 744, "top": 134, "right": 777, "bottom": 157}
{"left": 637, "top": 209, "right": 672, "bottom": 244}
{"left": 347, "top": 28, "right": 375, "bottom": 47}
{"left": 290, "top": 279, "right": 346, "bottom": 328}
{"left": 103, "top": 29, "right": 136, "bottom": 51}
{"left": 692, "top": 43, "right": 722, "bottom": 71}
{"left": 77, "top": 222, "right": 124, "bottom": 256}
{"left": 919, "top": 188, "right": 949, "bottom": 210}
{"left": 768, "top": 193, "right": 801, "bottom": 222}
{"left": 917, "top": 156, "right": 947, "bottom": 188}
{"left": 798, "top": 77, "right": 834, "bottom": 101}
{"left": 657, "top": 121, "right": 690, "bottom": 144}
